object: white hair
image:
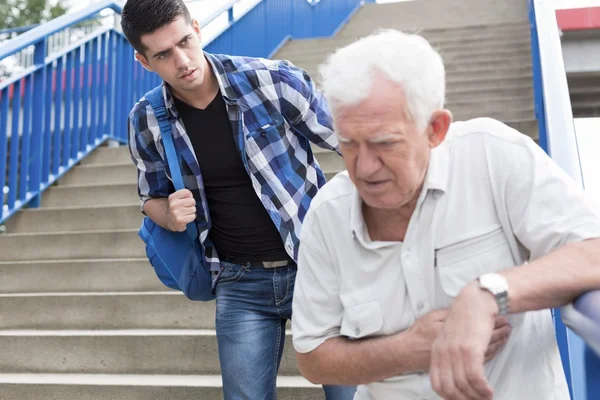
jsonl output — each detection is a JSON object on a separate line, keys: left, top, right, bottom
{"left": 319, "top": 29, "right": 446, "bottom": 130}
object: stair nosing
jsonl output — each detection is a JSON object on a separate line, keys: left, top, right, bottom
{"left": 0, "top": 373, "right": 317, "bottom": 387}
{"left": 0, "top": 228, "right": 139, "bottom": 238}
{"left": 19, "top": 204, "right": 141, "bottom": 212}
{"left": 0, "top": 258, "right": 148, "bottom": 265}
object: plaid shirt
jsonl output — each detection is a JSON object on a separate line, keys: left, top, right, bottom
{"left": 128, "top": 53, "right": 338, "bottom": 273}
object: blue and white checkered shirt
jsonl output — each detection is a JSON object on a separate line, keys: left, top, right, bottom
{"left": 128, "top": 52, "right": 339, "bottom": 272}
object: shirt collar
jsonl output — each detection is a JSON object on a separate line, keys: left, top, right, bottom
{"left": 349, "top": 133, "right": 451, "bottom": 248}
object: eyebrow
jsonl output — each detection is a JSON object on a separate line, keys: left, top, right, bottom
{"left": 152, "top": 34, "right": 192, "bottom": 59}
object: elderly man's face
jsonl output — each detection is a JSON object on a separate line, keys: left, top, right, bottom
{"left": 334, "top": 75, "right": 450, "bottom": 211}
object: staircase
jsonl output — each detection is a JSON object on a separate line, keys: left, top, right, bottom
{"left": 0, "top": 0, "right": 535, "bottom": 398}
{"left": 274, "top": 0, "right": 538, "bottom": 141}
{"left": 568, "top": 71, "right": 600, "bottom": 118}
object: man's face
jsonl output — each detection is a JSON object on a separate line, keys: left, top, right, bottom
{"left": 136, "top": 16, "right": 206, "bottom": 93}
{"left": 333, "top": 74, "right": 449, "bottom": 211}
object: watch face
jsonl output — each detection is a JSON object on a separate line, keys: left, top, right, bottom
{"left": 480, "top": 273, "right": 508, "bottom": 294}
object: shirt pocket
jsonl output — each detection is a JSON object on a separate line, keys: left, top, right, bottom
{"left": 435, "top": 227, "right": 524, "bottom": 327}
{"left": 245, "top": 119, "right": 291, "bottom": 172}
{"left": 339, "top": 296, "right": 384, "bottom": 340}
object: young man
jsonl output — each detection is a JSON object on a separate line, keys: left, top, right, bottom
{"left": 121, "top": 0, "right": 356, "bottom": 399}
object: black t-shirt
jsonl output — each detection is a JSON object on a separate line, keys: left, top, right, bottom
{"left": 173, "top": 92, "right": 289, "bottom": 262}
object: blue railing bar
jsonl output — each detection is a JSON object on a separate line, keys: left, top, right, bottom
{"left": 28, "top": 42, "right": 46, "bottom": 209}
{"left": 563, "top": 290, "right": 600, "bottom": 356}
{"left": 0, "top": 26, "right": 113, "bottom": 92}
{"left": 42, "top": 64, "right": 53, "bottom": 184}
{"left": 0, "top": 24, "right": 39, "bottom": 36}
{"left": 19, "top": 75, "right": 33, "bottom": 203}
{"left": 0, "top": 135, "right": 111, "bottom": 224}
{"left": 198, "top": 0, "right": 246, "bottom": 28}
{"left": 0, "top": 90, "right": 9, "bottom": 217}
{"left": 0, "top": 0, "right": 122, "bottom": 60}
{"left": 8, "top": 79, "right": 22, "bottom": 209}
{"left": 53, "top": 56, "right": 64, "bottom": 176}
{"left": 532, "top": 0, "right": 582, "bottom": 185}
{"left": 81, "top": 41, "right": 91, "bottom": 154}
{"left": 112, "top": 36, "right": 124, "bottom": 145}
{"left": 72, "top": 46, "right": 82, "bottom": 160}
{"left": 105, "top": 33, "right": 115, "bottom": 144}
{"left": 63, "top": 51, "right": 74, "bottom": 166}
{"left": 89, "top": 38, "right": 99, "bottom": 143}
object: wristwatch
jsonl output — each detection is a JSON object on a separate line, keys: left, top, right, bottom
{"left": 477, "top": 273, "right": 510, "bottom": 316}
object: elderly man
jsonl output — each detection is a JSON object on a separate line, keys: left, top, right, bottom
{"left": 291, "top": 29, "right": 600, "bottom": 400}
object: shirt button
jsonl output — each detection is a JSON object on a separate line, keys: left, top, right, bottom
{"left": 355, "top": 328, "right": 361, "bottom": 336}
{"left": 416, "top": 301, "right": 424, "bottom": 311}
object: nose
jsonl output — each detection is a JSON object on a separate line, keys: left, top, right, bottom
{"left": 173, "top": 48, "right": 190, "bottom": 70}
{"left": 355, "top": 145, "right": 382, "bottom": 179}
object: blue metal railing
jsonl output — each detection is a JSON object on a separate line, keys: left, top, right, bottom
{"left": 529, "top": 1, "right": 600, "bottom": 399}
{"left": 0, "top": 0, "right": 368, "bottom": 224}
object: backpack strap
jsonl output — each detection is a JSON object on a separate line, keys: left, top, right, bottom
{"left": 144, "top": 85, "right": 199, "bottom": 242}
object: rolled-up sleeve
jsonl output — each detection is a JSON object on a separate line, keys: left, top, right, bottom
{"left": 292, "top": 207, "right": 344, "bottom": 354}
{"left": 127, "top": 103, "right": 174, "bottom": 211}
{"left": 503, "top": 134, "right": 600, "bottom": 260}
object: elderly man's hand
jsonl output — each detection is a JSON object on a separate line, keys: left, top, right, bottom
{"left": 430, "top": 282, "right": 507, "bottom": 400}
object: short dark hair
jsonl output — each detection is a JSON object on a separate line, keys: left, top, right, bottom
{"left": 121, "top": 0, "right": 193, "bottom": 54}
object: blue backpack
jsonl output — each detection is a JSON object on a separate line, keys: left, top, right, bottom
{"left": 137, "top": 86, "right": 215, "bottom": 302}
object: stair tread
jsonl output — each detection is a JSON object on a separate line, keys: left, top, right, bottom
{"left": 0, "top": 374, "right": 316, "bottom": 387}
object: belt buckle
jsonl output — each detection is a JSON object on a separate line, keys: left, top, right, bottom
{"left": 262, "top": 260, "right": 287, "bottom": 269}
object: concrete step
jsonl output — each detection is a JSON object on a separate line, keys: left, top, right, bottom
{"left": 59, "top": 163, "right": 137, "bottom": 186}
{"left": 0, "top": 259, "right": 165, "bottom": 293}
{"left": 0, "top": 375, "right": 322, "bottom": 400}
{"left": 297, "top": 53, "right": 533, "bottom": 76}
{"left": 280, "top": 27, "right": 531, "bottom": 52}
{"left": 5, "top": 204, "right": 143, "bottom": 234}
{"left": 504, "top": 119, "right": 539, "bottom": 140}
{"left": 446, "top": 88, "right": 534, "bottom": 103}
{"left": 287, "top": 45, "right": 531, "bottom": 69}
{"left": 41, "top": 183, "right": 140, "bottom": 207}
{"left": 0, "top": 330, "right": 299, "bottom": 375}
{"left": 454, "top": 108, "right": 535, "bottom": 123}
{"left": 0, "top": 293, "right": 213, "bottom": 330}
{"left": 0, "top": 229, "right": 144, "bottom": 261}
{"left": 81, "top": 146, "right": 132, "bottom": 165}
{"left": 446, "top": 97, "right": 534, "bottom": 116}
{"left": 339, "top": 1, "right": 528, "bottom": 32}
{"left": 445, "top": 75, "right": 533, "bottom": 92}
{"left": 277, "top": 39, "right": 532, "bottom": 60}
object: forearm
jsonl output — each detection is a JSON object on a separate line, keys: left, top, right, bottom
{"left": 142, "top": 198, "right": 172, "bottom": 231}
{"left": 296, "top": 331, "right": 428, "bottom": 386}
{"left": 500, "top": 238, "right": 600, "bottom": 313}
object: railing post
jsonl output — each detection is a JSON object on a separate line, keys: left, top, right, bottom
{"left": 228, "top": 6, "right": 235, "bottom": 24}
{"left": 29, "top": 39, "right": 47, "bottom": 208}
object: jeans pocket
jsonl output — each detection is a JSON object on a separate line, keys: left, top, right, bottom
{"left": 217, "top": 264, "right": 247, "bottom": 285}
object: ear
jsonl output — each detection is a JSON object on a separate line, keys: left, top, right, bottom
{"left": 135, "top": 52, "right": 153, "bottom": 72}
{"left": 427, "top": 109, "right": 452, "bottom": 148}
{"left": 192, "top": 19, "right": 202, "bottom": 42}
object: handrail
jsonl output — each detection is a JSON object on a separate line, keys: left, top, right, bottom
{"left": 529, "top": 0, "right": 583, "bottom": 185}
{"left": 0, "top": 0, "right": 122, "bottom": 60}
{"left": 563, "top": 292, "right": 600, "bottom": 356}
{"left": 198, "top": 0, "right": 242, "bottom": 28}
{"left": 529, "top": 0, "right": 600, "bottom": 398}
{"left": 0, "top": 25, "right": 39, "bottom": 36}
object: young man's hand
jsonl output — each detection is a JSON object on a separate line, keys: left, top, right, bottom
{"left": 166, "top": 189, "right": 196, "bottom": 232}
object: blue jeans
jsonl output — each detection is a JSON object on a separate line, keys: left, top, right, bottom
{"left": 215, "top": 261, "right": 356, "bottom": 400}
